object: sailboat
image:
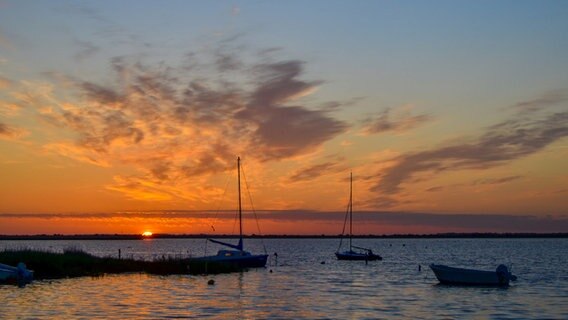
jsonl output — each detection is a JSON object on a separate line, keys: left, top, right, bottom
{"left": 192, "top": 157, "right": 268, "bottom": 268}
{"left": 335, "top": 173, "right": 382, "bottom": 261}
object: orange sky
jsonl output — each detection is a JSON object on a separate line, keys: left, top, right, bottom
{"left": 1, "top": 1, "right": 567, "bottom": 235}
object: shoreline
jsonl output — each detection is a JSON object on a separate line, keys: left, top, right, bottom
{"left": 0, "top": 232, "right": 567, "bottom": 240}
{"left": 0, "top": 249, "right": 239, "bottom": 281}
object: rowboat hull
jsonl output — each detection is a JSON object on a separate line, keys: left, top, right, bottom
{"left": 430, "top": 264, "right": 515, "bottom": 286}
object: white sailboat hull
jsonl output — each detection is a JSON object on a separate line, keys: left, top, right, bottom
{"left": 335, "top": 173, "right": 382, "bottom": 262}
{"left": 191, "top": 158, "right": 268, "bottom": 269}
{"left": 336, "top": 250, "right": 382, "bottom": 261}
{"left": 192, "top": 250, "right": 268, "bottom": 268}
{"left": 0, "top": 263, "right": 33, "bottom": 284}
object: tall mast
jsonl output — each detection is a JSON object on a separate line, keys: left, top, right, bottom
{"left": 349, "top": 171, "right": 353, "bottom": 250}
{"left": 237, "top": 156, "right": 243, "bottom": 250}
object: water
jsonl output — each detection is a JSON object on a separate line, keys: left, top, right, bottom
{"left": 1, "top": 238, "right": 567, "bottom": 319}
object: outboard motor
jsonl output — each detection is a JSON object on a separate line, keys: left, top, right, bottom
{"left": 16, "top": 263, "right": 33, "bottom": 287}
{"left": 496, "top": 264, "right": 510, "bottom": 285}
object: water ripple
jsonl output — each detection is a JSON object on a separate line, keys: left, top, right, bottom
{"left": 1, "top": 238, "right": 567, "bottom": 319}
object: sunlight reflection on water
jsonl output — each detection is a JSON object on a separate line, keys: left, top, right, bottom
{"left": 1, "top": 238, "right": 567, "bottom": 319}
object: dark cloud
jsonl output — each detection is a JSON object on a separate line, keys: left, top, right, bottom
{"left": 241, "top": 60, "right": 347, "bottom": 160}
{"left": 0, "top": 122, "right": 26, "bottom": 139}
{"left": 79, "top": 81, "right": 122, "bottom": 105}
{"left": 0, "top": 122, "right": 13, "bottom": 136}
{"left": 250, "top": 105, "right": 347, "bottom": 160}
{"left": 473, "top": 175, "right": 523, "bottom": 186}
{"left": 248, "top": 61, "right": 320, "bottom": 108}
{"left": 361, "top": 107, "right": 431, "bottom": 135}
{"left": 179, "top": 143, "right": 235, "bottom": 177}
{"left": 363, "top": 196, "right": 407, "bottom": 209}
{"left": 373, "top": 110, "right": 568, "bottom": 195}
{"left": 215, "top": 52, "right": 242, "bottom": 72}
{"left": 318, "top": 97, "right": 365, "bottom": 113}
{"left": 425, "top": 186, "right": 445, "bottom": 192}
{"left": 101, "top": 111, "right": 144, "bottom": 144}
{"left": 287, "top": 160, "right": 345, "bottom": 182}
{"left": 149, "top": 161, "right": 172, "bottom": 181}
{"left": 178, "top": 80, "right": 242, "bottom": 125}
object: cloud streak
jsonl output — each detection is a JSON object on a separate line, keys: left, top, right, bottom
{"left": 287, "top": 158, "right": 346, "bottom": 182}
{"left": 511, "top": 89, "right": 568, "bottom": 112}
{"left": 0, "top": 122, "right": 28, "bottom": 140}
{"left": 372, "top": 94, "right": 568, "bottom": 195}
{"left": 361, "top": 105, "right": 431, "bottom": 135}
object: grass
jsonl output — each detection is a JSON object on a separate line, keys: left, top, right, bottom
{"left": 0, "top": 248, "right": 240, "bottom": 280}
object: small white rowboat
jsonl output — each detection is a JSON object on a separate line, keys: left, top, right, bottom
{"left": 430, "top": 264, "right": 517, "bottom": 286}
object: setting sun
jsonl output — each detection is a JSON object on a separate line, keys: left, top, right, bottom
{"left": 142, "top": 231, "right": 153, "bottom": 237}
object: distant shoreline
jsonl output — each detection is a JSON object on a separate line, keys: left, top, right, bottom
{"left": 0, "top": 233, "right": 567, "bottom": 240}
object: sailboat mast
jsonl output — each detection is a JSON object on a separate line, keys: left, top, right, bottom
{"left": 237, "top": 156, "right": 243, "bottom": 250}
{"left": 349, "top": 171, "right": 353, "bottom": 250}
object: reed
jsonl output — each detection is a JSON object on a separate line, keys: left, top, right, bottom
{"left": 0, "top": 248, "right": 239, "bottom": 280}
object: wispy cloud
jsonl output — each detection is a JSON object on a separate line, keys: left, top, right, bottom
{"left": 0, "top": 77, "right": 22, "bottom": 117}
{"left": 105, "top": 176, "right": 176, "bottom": 201}
{"left": 473, "top": 175, "right": 523, "bottom": 186}
{"left": 511, "top": 89, "right": 568, "bottom": 112}
{"left": 73, "top": 40, "right": 100, "bottom": 61}
{"left": 0, "top": 103, "right": 22, "bottom": 117}
{"left": 0, "top": 75, "right": 13, "bottom": 89}
{"left": 0, "top": 122, "right": 28, "bottom": 140}
{"left": 3, "top": 47, "right": 348, "bottom": 200}
{"left": 425, "top": 175, "right": 524, "bottom": 193}
{"left": 287, "top": 158, "right": 346, "bottom": 182}
{"left": 371, "top": 93, "right": 568, "bottom": 196}
{"left": 361, "top": 105, "right": 431, "bottom": 135}
{"left": 43, "top": 142, "right": 111, "bottom": 167}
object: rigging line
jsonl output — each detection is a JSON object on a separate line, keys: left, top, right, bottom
{"left": 206, "top": 171, "right": 232, "bottom": 232}
{"left": 241, "top": 161, "right": 268, "bottom": 255}
{"left": 205, "top": 166, "right": 233, "bottom": 252}
{"left": 337, "top": 198, "right": 351, "bottom": 252}
{"left": 240, "top": 165, "right": 263, "bottom": 235}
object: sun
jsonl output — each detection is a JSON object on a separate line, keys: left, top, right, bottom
{"left": 142, "top": 231, "right": 153, "bottom": 237}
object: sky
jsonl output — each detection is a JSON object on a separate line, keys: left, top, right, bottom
{"left": 1, "top": 0, "right": 567, "bottom": 235}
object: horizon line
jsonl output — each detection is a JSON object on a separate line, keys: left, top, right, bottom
{"left": 1, "top": 232, "right": 567, "bottom": 240}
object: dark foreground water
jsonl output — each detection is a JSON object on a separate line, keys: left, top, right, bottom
{"left": 1, "top": 238, "right": 567, "bottom": 319}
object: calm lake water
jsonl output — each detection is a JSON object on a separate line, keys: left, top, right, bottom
{"left": 1, "top": 238, "right": 567, "bottom": 319}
